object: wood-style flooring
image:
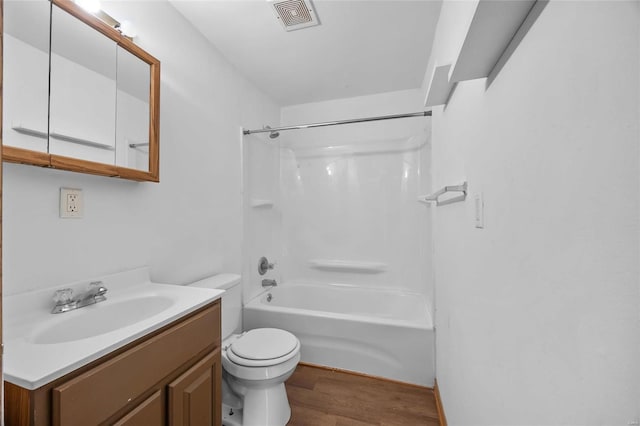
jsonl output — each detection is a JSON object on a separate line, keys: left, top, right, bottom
{"left": 285, "top": 364, "right": 440, "bottom": 426}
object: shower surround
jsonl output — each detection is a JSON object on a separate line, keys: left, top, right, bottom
{"left": 242, "top": 89, "right": 435, "bottom": 385}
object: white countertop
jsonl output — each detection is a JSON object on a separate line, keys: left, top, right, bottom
{"left": 3, "top": 267, "right": 224, "bottom": 390}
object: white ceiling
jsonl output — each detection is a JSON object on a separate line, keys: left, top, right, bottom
{"left": 170, "top": 0, "right": 442, "bottom": 106}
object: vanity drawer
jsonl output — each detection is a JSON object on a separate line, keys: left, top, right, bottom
{"left": 112, "top": 390, "right": 164, "bottom": 426}
{"left": 51, "top": 302, "right": 220, "bottom": 426}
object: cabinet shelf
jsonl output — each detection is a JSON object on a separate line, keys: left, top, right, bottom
{"left": 11, "top": 124, "right": 47, "bottom": 139}
{"left": 425, "top": 64, "right": 456, "bottom": 107}
{"left": 50, "top": 131, "right": 115, "bottom": 151}
{"left": 450, "top": 0, "right": 546, "bottom": 83}
{"left": 11, "top": 124, "right": 115, "bottom": 150}
{"left": 425, "top": 0, "right": 548, "bottom": 107}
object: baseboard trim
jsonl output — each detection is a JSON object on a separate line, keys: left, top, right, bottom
{"left": 434, "top": 379, "right": 448, "bottom": 426}
{"left": 297, "top": 362, "right": 433, "bottom": 391}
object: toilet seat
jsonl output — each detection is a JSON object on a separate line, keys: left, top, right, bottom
{"left": 227, "top": 328, "right": 300, "bottom": 367}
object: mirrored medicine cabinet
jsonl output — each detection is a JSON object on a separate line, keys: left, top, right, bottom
{"left": 3, "top": 0, "right": 160, "bottom": 182}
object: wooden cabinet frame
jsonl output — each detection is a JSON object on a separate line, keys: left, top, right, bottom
{"left": 3, "top": 0, "right": 161, "bottom": 182}
{"left": 1, "top": 0, "right": 4, "bottom": 418}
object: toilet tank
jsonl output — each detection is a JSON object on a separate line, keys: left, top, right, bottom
{"left": 188, "top": 273, "right": 241, "bottom": 340}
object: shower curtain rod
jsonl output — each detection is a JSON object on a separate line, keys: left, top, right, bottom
{"left": 242, "top": 110, "right": 432, "bottom": 136}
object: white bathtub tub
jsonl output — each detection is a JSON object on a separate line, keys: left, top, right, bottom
{"left": 243, "top": 282, "right": 434, "bottom": 386}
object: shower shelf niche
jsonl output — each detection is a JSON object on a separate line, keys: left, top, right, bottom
{"left": 309, "top": 259, "right": 387, "bottom": 274}
{"left": 250, "top": 199, "right": 275, "bottom": 209}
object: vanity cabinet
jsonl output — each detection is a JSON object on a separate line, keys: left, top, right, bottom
{"left": 112, "top": 390, "right": 164, "bottom": 426}
{"left": 4, "top": 300, "right": 221, "bottom": 426}
{"left": 168, "top": 351, "right": 220, "bottom": 426}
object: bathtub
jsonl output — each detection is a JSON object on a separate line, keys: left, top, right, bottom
{"left": 243, "top": 282, "right": 434, "bottom": 386}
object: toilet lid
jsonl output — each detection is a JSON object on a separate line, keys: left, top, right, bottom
{"left": 229, "top": 328, "right": 298, "bottom": 361}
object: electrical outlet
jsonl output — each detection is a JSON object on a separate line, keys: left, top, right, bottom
{"left": 60, "top": 188, "right": 83, "bottom": 218}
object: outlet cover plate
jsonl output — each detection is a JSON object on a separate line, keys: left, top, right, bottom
{"left": 60, "top": 188, "right": 83, "bottom": 218}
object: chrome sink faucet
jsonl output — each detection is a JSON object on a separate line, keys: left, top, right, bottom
{"left": 52, "top": 281, "right": 108, "bottom": 314}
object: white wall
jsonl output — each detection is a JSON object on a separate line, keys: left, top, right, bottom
{"left": 277, "top": 90, "right": 433, "bottom": 303}
{"left": 431, "top": 1, "right": 640, "bottom": 424}
{"left": 2, "top": 0, "right": 280, "bottom": 296}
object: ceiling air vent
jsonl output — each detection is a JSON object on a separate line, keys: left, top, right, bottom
{"left": 269, "top": 0, "right": 320, "bottom": 32}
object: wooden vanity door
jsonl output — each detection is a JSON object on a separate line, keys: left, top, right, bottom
{"left": 168, "top": 349, "right": 221, "bottom": 426}
{"left": 113, "top": 390, "right": 164, "bottom": 426}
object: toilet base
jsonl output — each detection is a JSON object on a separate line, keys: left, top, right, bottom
{"left": 241, "top": 382, "right": 291, "bottom": 426}
{"left": 221, "top": 385, "right": 291, "bottom": 426}
{"left": 222, "top": 403, "right": 242, "bottom": 426}
{"left": 222, "top": 348, "right": 299, "bottom": 426}
{"left": 223, "top": 374, "right": 293, "bottom": 426}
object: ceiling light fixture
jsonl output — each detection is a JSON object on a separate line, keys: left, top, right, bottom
{"left": 73, "top": 0, "right": 135, "bottom": 41}
{"left": 118, "top": 20, "right": 137, "bottom": 39}
{"left": 75, "top": 0, "right": 101, "bottom": 14}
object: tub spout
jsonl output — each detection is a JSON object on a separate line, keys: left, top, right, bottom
{"left": 262, "top": 279, "right": 277, "bottom": 288}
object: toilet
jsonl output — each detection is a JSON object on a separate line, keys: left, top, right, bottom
{"left": 188, "top": 274, "right": 300, "bottom": 426}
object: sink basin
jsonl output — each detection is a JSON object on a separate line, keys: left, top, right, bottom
{"left": 29, "top": 296, "right": 174, "bottom": 345}
{"left": 4, "top": 268, "right": 225, "bottom": 390}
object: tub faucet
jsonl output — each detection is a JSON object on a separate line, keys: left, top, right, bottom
{"left": 52, "top": 281, "right": 108, "bottom": 314}
{"left": 258, "top": 256, "right": 275, "bottom": 275}
{"left": 262, "top": 279, "right": 277, "bottom": 288}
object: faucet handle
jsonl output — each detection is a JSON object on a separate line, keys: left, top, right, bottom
{"left": 90, "top": 280, "right": 106, "bottom": 289}
{"left": 53, "top": 288, "right": 74, "bottom": 304}
{"left": 258, "top": 256, "right": 276, "bottom": 275}
{"left": 89, "top": 281, "right": 108, "bottom": 296}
